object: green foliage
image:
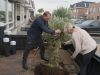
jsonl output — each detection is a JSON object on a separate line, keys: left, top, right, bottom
{"left": 38, "top": 8, "right": 44, "bottom": 13}
{"left": 43, "top": 17, "right": 70, "bottom": 68}
{"left": 35, "top": 8, "right": 44, "bottom": 18}
{"left": 0, "top": 11, "right": 6, "bottom": 17}
{"left": 35, "top": 14, "right": 42, "bottom": 18}
{"left": 43, "top": 7, "right": 71, "bottom": 68}
{"left": 53, "top": 7, "right": 71, "bottom": 19}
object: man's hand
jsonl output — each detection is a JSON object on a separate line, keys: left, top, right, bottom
{"left": 55, "top": 29, "right": 61, "bottom": 34}
{"left": 53, "top": 29, "right": 61, "bottom": 37}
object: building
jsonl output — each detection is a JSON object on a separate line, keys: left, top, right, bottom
{"left": 70, "top": 1, "right": 94, "bottom": 19}
{"left": 87, "top": 3, "right": 100, "bottom": 20}
{"left": 0, "top": 0, "right": 35, "bottom": 35}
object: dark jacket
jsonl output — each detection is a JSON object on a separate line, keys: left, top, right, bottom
{"left": 27, "top": 16, "right": 55, "bottom": 37}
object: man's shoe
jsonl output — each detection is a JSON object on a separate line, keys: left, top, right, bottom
{"left": 40, "top": 58, "right": 49, "bottom": 64}
{"left": 42, "top": 58, "right": 49, "bottom": 61}
{"left": 22, "top": 64, "right": 28, "bottom": 70}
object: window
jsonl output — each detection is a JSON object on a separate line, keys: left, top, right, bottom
{"left": 8, "top": 1, "right": 13, "bottom": 22}
{"left": 9, "top": 23, "right": 13, "bottom": 28}
{"left": 0, "top": 0, "right": 14, "bottom": 32}
{"left": 84, "top": 3, "right": 87, "bottom": 7}
{"left": 81, "top": 20, "right": 94, "bottom": 25}
{"left": 99, "top": 7, "right": 100, "bottom": 12}
{"left": 89, "top": 8, "right": 93, "bottom": 13}
{"left": 0, "top": 0, "right": 6, "bottom": 23}
{"left": 24, "top": 8, "right": 27, "bottom": 19}
{"left": 93, "top": 8, "right": 96, "bottom": 13}
{"left": 73, "top": 9, "right": 78, "bottom": 13}
{"left": 91, "top": 21, "right": 100, "bottom": 26}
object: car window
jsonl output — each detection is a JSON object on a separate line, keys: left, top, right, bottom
{"left": 81, "top": 20, "right": 94, "bottom": 25}
{"left": 91, "top": 21, "right": 100, "bottom": 26}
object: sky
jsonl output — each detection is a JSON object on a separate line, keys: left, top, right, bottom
{"left": 34, "top": 0, "right": 100, "bottom": 13}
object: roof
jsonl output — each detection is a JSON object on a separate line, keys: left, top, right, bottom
{"left": 70, "top": 1, "right": 95, "bottom": 8}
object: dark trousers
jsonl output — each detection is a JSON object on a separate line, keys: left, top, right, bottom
{"left": 78, "top": 48, "right": 97, "bottom": 75}
{"left": 61, "top": 44, "right": 97, "bottom": 75}
{"left": 22, "top": 35, "right": 45, "bottom": 64}
{"left": 61, "top": 44, "right": 75, "bottom": 51}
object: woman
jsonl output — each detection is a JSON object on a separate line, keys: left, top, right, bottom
{"left": 63, "top": 23, "right": 97, "bottom": 75}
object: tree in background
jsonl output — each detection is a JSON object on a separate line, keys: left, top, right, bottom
{"left": 53, "top": 7, "right": 71, "bottom": 19}
{"left": 35, "top": 8, "right": 44, "bottom": 18}
{"left": 37, "top": 8, "right": 44, "bottom": 14}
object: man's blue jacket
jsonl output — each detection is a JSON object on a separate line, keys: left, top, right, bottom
{"left": 27, "top": 16, "right": 55, "bottom": 37}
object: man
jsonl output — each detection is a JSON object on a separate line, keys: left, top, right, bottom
{"left": 22, "top": 11, "right": 61, "bottom": 70}
{"left": 63, "top": 23, "right": 97, "bottom": 75}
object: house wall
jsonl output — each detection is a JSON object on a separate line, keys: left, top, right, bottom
{"left": 71, "top": 8, "right": 87, "bottom": 19}
{"left": 70, "top": 1, "right": 94, "bottom": 19}
{"left": 88, "top": 3, "right": 100, "bottom": 20}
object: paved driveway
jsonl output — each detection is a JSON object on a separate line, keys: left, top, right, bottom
{"left": 0, "top": 50, "right": 79, "bottom": 75}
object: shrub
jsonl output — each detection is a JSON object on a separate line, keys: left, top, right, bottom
{"left": 43, "top": 15, "right": 71, "bottom": 68}
{"left": 53, "top": 7, "right": 71, "bottom": 19}
{"left": 35, "top": 7, "right": 71, "bottom": 75}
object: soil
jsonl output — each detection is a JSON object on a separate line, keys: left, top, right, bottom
{"left": 34, "top": 64, "right": 69, "bottom": 75}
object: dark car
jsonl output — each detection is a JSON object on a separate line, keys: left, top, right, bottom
{"left": 71, "top": 19, "right": 85, "bottom": 25}
{"left": 76, "top": 20, "right": 100, "bottom": 33}
{"left": 74, "top": 19, "right": 85, "bottom": 24}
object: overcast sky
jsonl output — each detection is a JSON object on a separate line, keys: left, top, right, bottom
{"left": 34, "top": 0, "right": 100, "bottom": 13}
